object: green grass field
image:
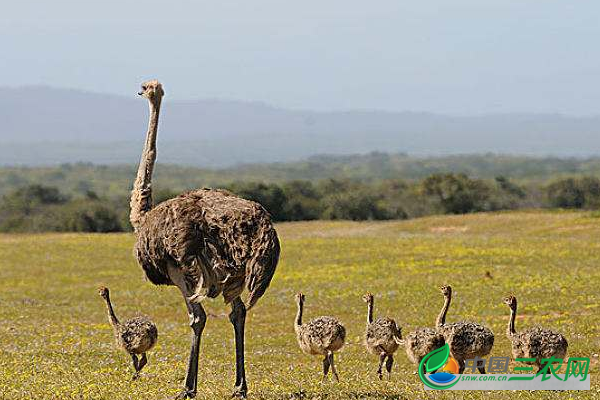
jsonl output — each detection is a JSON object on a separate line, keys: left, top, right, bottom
{"left": 0, "top": 210, "right": 598, "bottom": 399}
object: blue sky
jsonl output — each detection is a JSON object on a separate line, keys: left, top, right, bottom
{"left": 2, "top": 1, "right": 600, "bottom": 114}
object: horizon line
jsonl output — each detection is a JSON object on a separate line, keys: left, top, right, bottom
{"left": 2, "top": 83, "right": 599, "bottom": 119}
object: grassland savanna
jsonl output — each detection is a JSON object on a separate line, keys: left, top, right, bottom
{"left": 0, "top": 211, "right": 598, "bottom": 399}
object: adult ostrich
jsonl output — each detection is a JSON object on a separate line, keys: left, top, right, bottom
{"left": 130, "top": 80, "right": 280, "bottom": 399}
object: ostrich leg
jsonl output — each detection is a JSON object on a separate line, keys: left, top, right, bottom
{"left": 376, "top": 352, "right": 386, "bottom": 380}
{"left": 132, "top": 353, "right": 148, "bottom": 380}
{"left": 131, "top": 354, "right": 140, "bottom": 380}
{"left": 458, "top": 359, "right": 465, "bottom": 374}
{"left": 385, "top": 354, "right": 394, "bottom": 379}
{"left": 322, "top": 355, "right": 331, "bottom": 381}
{"left": 328, "top": 351, "right": 339, "bottom": 382}
{"left": 176, "top": 298, "right": 207, "bottom": 399}
{"left": 138, "top": 353, "right": 148, "bottom": 373}
{"left": 229, "top": 297, "right": 247, "bottom": 398}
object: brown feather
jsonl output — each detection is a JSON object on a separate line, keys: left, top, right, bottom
{"left": 134, "top": 188, "right": 280, "bottom": 307}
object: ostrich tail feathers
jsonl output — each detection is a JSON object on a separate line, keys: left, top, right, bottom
{"left": 246, "top": 227, "right": 280, "bottom": 311}
{"left": 185, "top": 258, "right": 214, "bottom": 304}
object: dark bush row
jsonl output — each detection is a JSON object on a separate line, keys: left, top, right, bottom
{"left": 545, "top": 177, "right": 600, "bottom": 209}
{"left": 1, "top": 175, "right": 598, "bottom": 232}
{"left": 0, "top": 185, "right": 124, "bottom": 233}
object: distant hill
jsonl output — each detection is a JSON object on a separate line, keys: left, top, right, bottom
{"left": 1, "top": 86, "right": 600, "bottom": 166}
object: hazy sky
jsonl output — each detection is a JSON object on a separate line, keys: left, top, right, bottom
{"left": 2, "top": 1, "right": 600, "bottom": 114}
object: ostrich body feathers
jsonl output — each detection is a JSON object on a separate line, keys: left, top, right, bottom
{"left": 509, "top": 326, "right": 568, "bottom": 366}
{"left": 438, "top": 321, "right": 494, "bottom": 361}
{"left": 405, "top": 327, "right": 446, "bottom": 364}
{"left": 296, "top": 316, "right": 346, "bottom": 356}
{"left": 115, "top": 315, "right": 158, "bottom": 355}
{"left": 134, "top": 188, "right": 280, "bottom": 308}
{"left": 364, "top": 317, "right": 402, "bottom": 356}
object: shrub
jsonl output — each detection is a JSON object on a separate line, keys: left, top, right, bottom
{"left": 228, "top": 182, "right": 288, "bottom": 221}
{"left": 421, "top": 173, "right": 491, "bottom": 214}
{"left": 0, "top": 185, "right": 122, "bottom": 232}
{"left": 57, "top": 200, "right": 123, "bottom": 232}
{"left": 319, "top": 180, "right": 392, "bottom": 220}
{"left": 546, "top": 177, "right": 600, "bottom": 209}
{"left": 281, "top": 181, "right": 322, "bottom": 221}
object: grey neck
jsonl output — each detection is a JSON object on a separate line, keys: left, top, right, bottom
{"left": 129, "top": 97, "right": 161, "bottom": 230}
{"left": 508, "top": 306, "right": 517, "bottom": 335}
{"left": 103, "top": 294, "right": 120, "bottom": 329}
{"left": 366, "top": 300, "right": 374, "bottom": 324}
{"left": 295, "top": 301, "right": 303, "bottom": 328}
{"left": 436, "top": 295, "right": 451, "bottom": 327}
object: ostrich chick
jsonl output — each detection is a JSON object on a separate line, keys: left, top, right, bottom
{"left": 436, "top": 285, "right": 494, "bottom": 374}
{"left": 294, "top": 293, "right": 346, "bottom": 382}
{"left": 362, "top": 292, "right": 402, "bottom": 379}
{"left": 503, "top": 295, "right": 568, "bottom": 372}
{"left": 98, "top": 286, "right": 158, "bottom": 379}
{"left": 405, "top": 327, "right": 446, "bottom": 374}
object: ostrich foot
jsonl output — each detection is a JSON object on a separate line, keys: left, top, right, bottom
{"left": 174, "top": 389, "right": 196, "bottom": 399}
{"left": 132, "top": 372, "right": 140, "bottom": 381}
{"left": 231, "top": 384, "right": 247, "bottom": 398}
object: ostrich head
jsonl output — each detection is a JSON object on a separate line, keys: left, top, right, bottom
{"left": 138, "top": 80, "right": 164, "bottom": 103}
{"left": 503, "top": 295, "right": 517, "bottom": 310}
{"left": 362, "top": 292, "right": 374, "bottom": 304}
{"left": 440, "top": 285, "right": 452, "bottom": 298}
{"left": 295, "top": 292, "right": 305, "bottom": 305}
{"left": 98, "top": 286, "right": 110, "bottom": 299}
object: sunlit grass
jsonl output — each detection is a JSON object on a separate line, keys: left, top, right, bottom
{"left": 0, "top": 210, "right": 598, "bottom": 399}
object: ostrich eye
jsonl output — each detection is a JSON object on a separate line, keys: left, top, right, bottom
{"left": 142, "top": 86, "right": 147, "bottom": 90}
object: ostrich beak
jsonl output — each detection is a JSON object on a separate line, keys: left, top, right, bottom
{"left": 138, "top": 91, "right": 144, "bottom": 96}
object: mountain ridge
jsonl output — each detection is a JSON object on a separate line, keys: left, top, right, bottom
{"left": 1, "top": 86, "right": 600, "bottom": 166}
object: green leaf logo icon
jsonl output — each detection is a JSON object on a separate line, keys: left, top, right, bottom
{"left": 425, "top": 343, "right": 450, "bottom": 373}
{"left": 419, "top": 344, "right": 458, "bottom": 390}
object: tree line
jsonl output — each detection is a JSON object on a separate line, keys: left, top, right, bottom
{"left": 3, "top": 154, "right": 600, "bottom": 200}
{"left": 1, "top": 174, "right": 598, "bottom": 233}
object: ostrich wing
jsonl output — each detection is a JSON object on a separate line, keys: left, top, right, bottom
{"left": 135, "top": 188, "right": 279, "bottom": 307}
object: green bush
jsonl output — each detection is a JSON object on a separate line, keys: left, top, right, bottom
{"left": 56, "top": 200, "right": 123, "bottom": 232}
{"left": 546, "top": 177, "right": 600, "bottom": 209}
{"left": 3, "top": 171, "right": 582, "bottom": 232}
{"left": 281, "top": 181, "right": 322, "bottom": 221}
{"left": 319, "top": 179, "right": 392, "bottom": 221}
{"left": 0, "top": 185, "right": 122, "bottom": 232}
{"left": 421, "top": 173, "right": 491, "bottom": 214}
{"left": 227, "top": 182, "right": 288, "bottom": 221}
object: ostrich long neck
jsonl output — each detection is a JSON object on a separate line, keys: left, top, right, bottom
{"left": 129, "top": 97, "right": 161, "bottom": 230}
{"left": 366, "top": 300, "right": 374, "bottom": 324}
{"left": 436, "top": 295, "right": 451, "bottom": 327}
{"left": 508, "top": 305, "right": 517, "bottom": 335}
{"left": 295, "top": 301, "right": 303, "bottom": 330}
{"left": 103, "top": 294, "right": 120, "bottom": 329}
